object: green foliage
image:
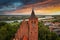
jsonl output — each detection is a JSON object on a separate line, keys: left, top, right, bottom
{"left": 0, "top": 22, "right": 20, "bottom": 40}
{"left": 52, "top": 19, "right": 60, "bottom": 23}
{"left": 0, "top": 21, "right": 60, "bottom": 40}
{"left": 38, "top": 21, "right": 60, "bottom": 40}
{"left": 0, "top": 22, "right": 7, "bottom": 26}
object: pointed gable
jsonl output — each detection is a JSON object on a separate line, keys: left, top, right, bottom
{"left": 30, "top": 9, "right": 37, "bottom": 18}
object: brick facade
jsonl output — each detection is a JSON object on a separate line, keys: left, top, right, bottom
{"left": 13, "top": 9, "right": 38, "bottom": 40}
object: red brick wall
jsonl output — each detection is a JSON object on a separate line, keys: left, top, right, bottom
{"left": 13, "top": 17, "right": 38, "bottom": 40}
{"left": 28, "top": 18, "right": 38, "bottom": 40}
{"left": 13, "top": 20, "right": 29, "bottom": 40}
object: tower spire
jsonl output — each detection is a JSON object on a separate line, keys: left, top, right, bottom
{"left": 30, "top": 9, "right": 36, "bottom": 18}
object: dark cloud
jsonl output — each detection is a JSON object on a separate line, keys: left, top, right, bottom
{"left": 22, "top": 0, "right": 60, "bottom": 8}
{"left": 0, "top": 0, "right": 60, "bottom": 6}
{"left": 0, "top": 0, "right": 47, "bottom": 5}
{"left": 20, "top": 0, "right": 47, "bottom": 4}
{"left": 0, "top": 0, "right": 47, "bottom": 11}
{"left": 0, "top": 0, "right": 60, "bottom": 12}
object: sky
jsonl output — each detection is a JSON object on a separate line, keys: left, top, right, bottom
{"left": 0, "top": 0, "right": 60, "bottom": 15}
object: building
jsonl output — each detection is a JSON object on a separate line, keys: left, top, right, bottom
{"left": 49, "top": 22, "right": 60, "bottom": 35}
{"left": 13, "top": 9, "right": 38, "bottom": 40}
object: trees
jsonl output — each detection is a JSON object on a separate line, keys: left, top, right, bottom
{"left": 38, "top": 21, "right": 60, "bottom": 40}
{"left": 0, "top": 22, "right": 7, "bottom": 26}
{"left": 0, "top": 22, "right": 20, "bottom": 40}
{"left": 0, "top": 21, "right": 60, "bottom": 40}
{"left": 52, "top": 19, "right": 60, "bottom": 23}
{"left": 0, "top": 26, "right": 8, "bottom": 40}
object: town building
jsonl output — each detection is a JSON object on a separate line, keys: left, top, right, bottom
{"left": 49, "top": 22, "right": 60, "bottom": 35}
{"left": 13, "top": 9, "right": 38, "bottom": 40}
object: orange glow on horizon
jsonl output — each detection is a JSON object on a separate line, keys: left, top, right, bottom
{"left": 5, "top": 4, "right": 60, "bottom": 15}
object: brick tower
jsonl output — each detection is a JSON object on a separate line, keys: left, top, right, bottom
{"left": 13, "top": 9, "right": 38, "bottom": 40}
{"left": 28, "top": 9, "right": 38, "bottom": 40}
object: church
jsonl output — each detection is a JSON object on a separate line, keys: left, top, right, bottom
{"left": 13, "top": 9, "right": 38, "bottom": 40}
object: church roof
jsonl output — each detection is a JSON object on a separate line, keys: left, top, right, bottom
{"left": 30, "top": 9, "right": 36, "bottom": 18}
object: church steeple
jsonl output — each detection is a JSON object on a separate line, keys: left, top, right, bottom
{"left": 13, "top": 8, "right": 38, "bottom": 40}
{"left": 30, "top": 9, "right": 36, "bottom": 18}
{"left": 29, "top": 9, "right": 38, "bottom": 40}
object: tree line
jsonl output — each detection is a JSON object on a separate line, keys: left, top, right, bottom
{"left": 0, "top": 21, "right": 60, "bottom": 40}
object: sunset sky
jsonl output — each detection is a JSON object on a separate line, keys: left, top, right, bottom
{"left": 0, "top": 0, "right": 60, "bottom": 15}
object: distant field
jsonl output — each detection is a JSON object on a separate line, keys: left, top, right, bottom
{"left": 0, "top": 15, "right": 60, "bottom": 21}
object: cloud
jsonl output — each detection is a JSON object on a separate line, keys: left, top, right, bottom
{"left": 0, "top": 0, "right": 60, "bottom": 15}
{"left": 0, "top": 2, "right": 23, "bottom": 11}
